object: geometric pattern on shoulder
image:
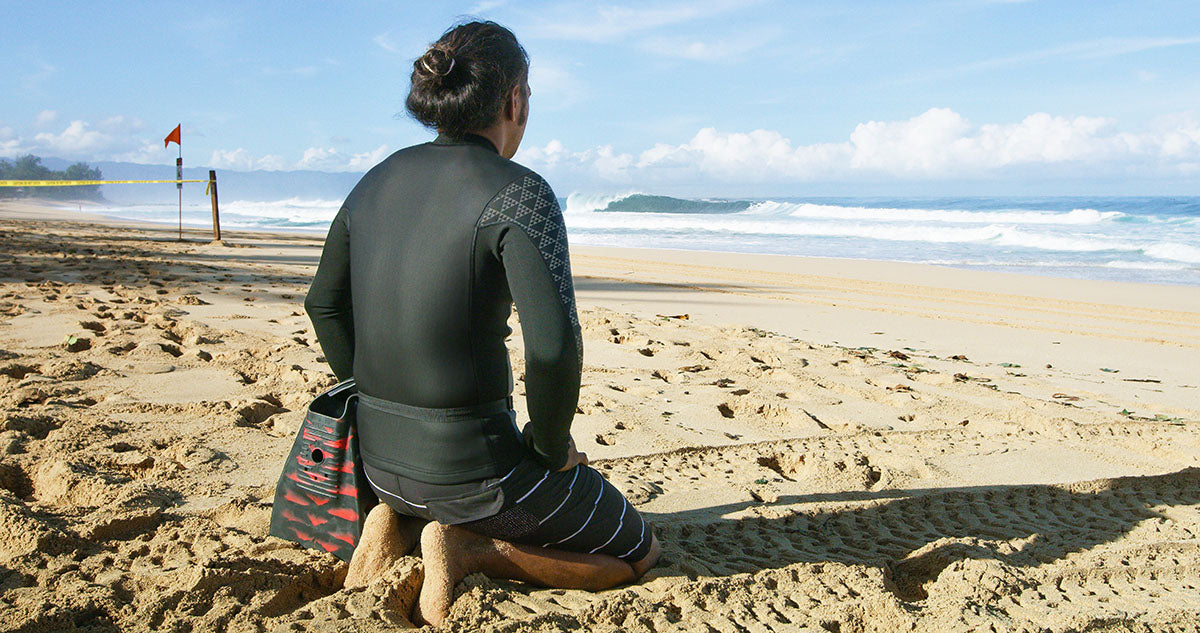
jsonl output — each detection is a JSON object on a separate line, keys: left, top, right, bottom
{"left": 480, "top": 173, "right": 582, "bottom": 360}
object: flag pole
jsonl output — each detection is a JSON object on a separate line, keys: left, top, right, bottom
{"left": 177, "top": 142, "right": 183, "bottom": 241}
{"left": 164, "top": 123, "right": 183, "bottom": 240}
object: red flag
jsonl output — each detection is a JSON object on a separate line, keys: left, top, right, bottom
{"left": 164, "top": 124, "right": 181, "bottom": 148}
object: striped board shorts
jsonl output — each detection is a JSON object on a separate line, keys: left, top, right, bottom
{"left": 363, "top": 458, "right": 653, "bottom": 563}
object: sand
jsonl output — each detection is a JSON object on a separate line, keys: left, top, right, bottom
{"left": 1, "top": 201, "right": 1198, "bottom": 632}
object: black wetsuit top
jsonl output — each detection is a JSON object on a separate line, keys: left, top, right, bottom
{"left": 305, "top": 133, "right": 581, "bottom": 482}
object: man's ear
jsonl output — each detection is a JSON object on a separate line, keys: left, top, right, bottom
{"left": 504, "top": 85, "right": 520, "bottom": 122}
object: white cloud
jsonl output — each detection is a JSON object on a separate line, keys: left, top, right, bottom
{"left": 261, "top": 59, "right": 338, "bottom": 77}
{"left": 209, "top": 148, "right": 257, "bottom": 171}
{"left": 99, "top": 115, "right": 145, "bottom": 133}
{"left": 847, "top": 109, "right": 1129, "bottom": 174}
{"left": 209, "top": 148, "right": 291, "bottom": 171}
{"left": 634, "top": 127, "right": 850, "bottom": 181}
{"left": 517, "top": 140, "right": 637, "bottom": 180}
{"left": 298, "top": 146, "right": 340, "bottom": 170}
{"left": 20, "top": 117, "right": 158, "bottom": 162}
{"left": 111, "top": 142, "right": 168, "bottom": 165}
{"left": 907, "top": 36, "right": 1200, "bottom": 85}
{"left": 34, "top": 110, "right": 58, "bottom": 127}
{"left": 519, "top": 108, "right": 1200, "bottom": 185}
{"left": 639, "top": 36, "right": 755, "bottom": 61}
{"left": 22, "top": 61, "right": 56, "bottom": 94}
{"left": 0, "top": 127, "right": 23, "bottom": 158}
{"left": 256, "top": 154, "right": 287, "bottom": 171}
{"left": 529, "top": 61, "right": 586, "bottom": 109}
{"left": 1070, "top": 36, "right": 1200, "bottom": 60}
{"left": 467, "top": 0, "right": 506, "bottom": 13}
{"left": 2, "top": 114, "right": 388, "bottom": 172}
{"left": 592, "top": 145, "right": 636, "bottom": 180}
{"left": 518, "top": 139, "right": 569, "bottom": 164}
{"left": 638, "top": 26, "right": 779, "bottom": 62}
{"left": 33, "top": 120, "right": 112, "bottom": 155}
{"left": 526, "top": 0, "right": 753, "bottom": 42}
{"left": 374, "top": 32, "right": 402, "bottom": 54}
{"left": 849, "top": 108, "right": 969, "bottom": 172}
{"left": 347, "top": 145, "right": 391, "bottom": 170}
{"left": 209, "top": 145, "right": 387, "bottom": 172}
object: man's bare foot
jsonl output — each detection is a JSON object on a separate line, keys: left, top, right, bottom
{"left": 632, "top": 533, "right": 662, "bottom": 578}
{"left": 414, "top": 522, "right": 487, "bottom": 626}
{"left": 413, "top": 522, "right": 658, "bottom": 626}
{"left": 344, "top": 504, "right": 423, "bottom": 589}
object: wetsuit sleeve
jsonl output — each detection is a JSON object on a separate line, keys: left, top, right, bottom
{"left": 305, "top": 205, "right": 355, "bottom": 381}
{"left": 480, "top": 174, "right": 582, "bottom": 471}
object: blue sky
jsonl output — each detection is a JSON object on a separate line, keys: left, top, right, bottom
{"left": 3, "top": 0, "right": 1199, "bottom": 195}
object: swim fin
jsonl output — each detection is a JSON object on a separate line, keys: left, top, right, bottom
{"left": 268, "top": 379, "right": 378, "bottom": 562}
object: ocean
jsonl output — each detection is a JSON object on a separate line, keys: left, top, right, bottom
{"left": 94, "top": 193, "right": 1200, "bottom": 287}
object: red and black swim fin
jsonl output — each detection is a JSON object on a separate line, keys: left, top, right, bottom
{"left": 269, "top": 379, "right": 378, "bottom": 562}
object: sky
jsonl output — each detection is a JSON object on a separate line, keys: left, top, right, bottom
{"left": 2, "top": 0, "right": 1199, "bottom": 196}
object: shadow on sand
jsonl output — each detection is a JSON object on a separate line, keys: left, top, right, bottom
{"left": 644, "top": 467, "right": 1200, "bottom": 601}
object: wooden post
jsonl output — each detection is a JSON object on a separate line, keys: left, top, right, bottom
{"left": 208, "top": 170, "right": 221, "bottom": 242}
{"left": 176, "top": 156, "right": 183, "bottom": 241}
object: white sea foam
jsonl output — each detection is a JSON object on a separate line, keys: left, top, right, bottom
{"left": 91, "top": 192, "right": 1200, "bottom": 284}
{"left": 1104, "top": 260, "right": 1191, "bottom": 271}
{"left": 745, "top": 201, "right": 1121, "bottom": 225}
{"left": 567, "top": 211, "right": 1200, "bottom": 266}
{"left": 566, "top": 211, "right": 1005, "bottom": 243}
{"left": 990, "top": 227, "right": 1129, "bottom": 253}
{"left": 102, "top": 199, "right": 344, "bottom": 229}
{"left": 220, "top": 198, "right": 343, "bottom": 224}
{"left": 1143, "top": 242, "right": 1200, "bottom": 264}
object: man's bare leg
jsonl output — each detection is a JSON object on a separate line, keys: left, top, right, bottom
{"left": 344, "top": 504, "right": 426, "bottom": 588}
{"left": 415, "top": 522, "right": 662, "bottom": 626}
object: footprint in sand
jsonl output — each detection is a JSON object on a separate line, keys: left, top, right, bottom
{"left": 106, "top": 342, "right": 137, "bottom": 356}
{"left": 234, "top": 397, "right": 287, "bottom": 428}
{"left": 0, "top": 363, "right": 39, "bottom": 380}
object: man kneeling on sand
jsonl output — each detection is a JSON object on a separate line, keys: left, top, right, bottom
{"left": 304, "top": 20, "right": 661, "bottom": 625}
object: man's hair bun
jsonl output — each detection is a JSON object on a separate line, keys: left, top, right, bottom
{"left": 416, "top": 46, "right": 457, "bottom": 82}
{"left": 406, "top": 21, "right": 528, "bottom": 138}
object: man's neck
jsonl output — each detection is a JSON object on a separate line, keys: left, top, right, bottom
{"left": 469, "top": 124, "right": 512, "bottom": 158}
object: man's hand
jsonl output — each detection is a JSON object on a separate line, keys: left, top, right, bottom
{"left": 558, "top": 436, "right": 588, "bottom": 471}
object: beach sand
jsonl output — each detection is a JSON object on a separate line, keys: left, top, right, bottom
{"left": 1, "top": 201, "right": 1198, "bottom": 632}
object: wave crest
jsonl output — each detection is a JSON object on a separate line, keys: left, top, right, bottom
{"left": 564, "top": 191, "right": 640, "bottom": 214}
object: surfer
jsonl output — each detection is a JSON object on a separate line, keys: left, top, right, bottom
{"left": 304, "top": 20, "right": 660, "bottom": 626}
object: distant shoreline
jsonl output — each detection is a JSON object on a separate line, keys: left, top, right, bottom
{"left": 5, "top": 198, "right": 1199, "bottom": 290}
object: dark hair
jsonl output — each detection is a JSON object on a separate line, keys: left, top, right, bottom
{"left": 406, "top": 21, "right": 529, "bottom": 138}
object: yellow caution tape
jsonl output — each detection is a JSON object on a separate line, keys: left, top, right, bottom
{"left": 0, "top": 179, "right": 207, "bottom": 187}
